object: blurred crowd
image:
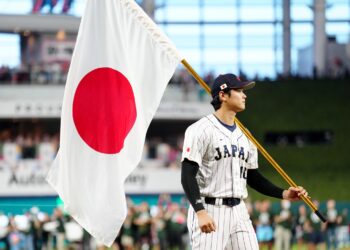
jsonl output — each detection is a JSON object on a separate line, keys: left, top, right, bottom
{"left": 1, "top": 61, "right": 349, "bottom": 86}
{"left": 249, "top": 199, "right": 349, "bottom": 250}
{"left": 0, "top": 194, "right": 189, "bottom": 250}
{"left": 0, "top": 196, "right": 349, "bottom": 250}
{"left": 0, "top": 63, "right": 69, "bottom": 85}
{"left": 0, "top": 130, "right": 183, "bottom": 170}
{"left": 0, "top": 130, "right": 59, "bottom": 167}
{"left": 1, "top": 63, "right": 349, "bottom": 107}
{"left": 141, "top": 137, "right": 183, "bottom": 169}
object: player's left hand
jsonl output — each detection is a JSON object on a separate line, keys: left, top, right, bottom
{"left": 282, "top": 186, "right": 309, "bottom": 201}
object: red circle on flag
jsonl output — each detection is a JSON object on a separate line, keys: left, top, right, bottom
{"left": 72, "top": 67, "right": 137, "bottom": 154}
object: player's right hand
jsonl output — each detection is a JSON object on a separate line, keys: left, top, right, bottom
{"left": 196, "top": 210, "right": 216, "bottom": 233}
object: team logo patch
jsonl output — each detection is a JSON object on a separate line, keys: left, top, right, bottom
{"left": 186, "top": 147, "right": 190, "bottom": 152}
{"left": 220, "top": 83, "right": 227, "bottom": 90}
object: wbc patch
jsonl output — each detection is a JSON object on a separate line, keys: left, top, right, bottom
{"left": 220, "top": 83, "right": 227, "bottom": 90}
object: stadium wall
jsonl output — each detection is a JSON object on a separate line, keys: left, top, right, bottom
{"left": 238, "top": 79, "right": 350, "bottom": 201}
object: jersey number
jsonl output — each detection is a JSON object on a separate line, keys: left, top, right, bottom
{"left": 240, "top": 166, "right": 247, "bottom": 179}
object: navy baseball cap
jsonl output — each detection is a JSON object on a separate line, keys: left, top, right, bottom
{"left": 211, "top": 73, "right": 255, "bottom": 98}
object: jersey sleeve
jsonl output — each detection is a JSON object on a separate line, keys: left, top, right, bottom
{"left": 181, "top": 125, "right": 208, "bottom": 166}
{"left": 246, "top": 140, "right": 258, "bottom": 169}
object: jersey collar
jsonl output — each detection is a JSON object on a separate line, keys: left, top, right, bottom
{"left": 207, "top": 114, "right": 236, "bottom": 138}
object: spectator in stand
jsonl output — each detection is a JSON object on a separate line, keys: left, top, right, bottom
{"left": 167, "top": 144, "right": 181, "bottom": 169}
{"left": 21, "top": 212, "right": 37, "bottom": 250}
{"left": 164, "top": 203, "right": 187, "bottom": 250}
{"left": 12, "top": 64, "right": 30, "bottom": 83}
{"left": 274, "top": 200, "right": 293, "bottom": 250}
{"left": 22, "top": 136, "right": 36, "bottom": 159}
{"left": 255, "top": 200, "right": 274, "bottom": 250}
{"left": 304, "top": 200, "right": 326, "bottom": 250}
{"left": 120, "top": 206, "right": 136, "bottom": 250}
{"left": 52, "top": 208, "right": 65, "bottom": 250}
{"left": 39, "top": 212, "right": 52, "bottom": 249}
{"left": 134, "top": 202, "right": 152, "bottom": 249}
{"left": 27, "top": 207, "right": 43, "bottom": 250}
{"left": 7, "top": 218, "right": 24, "bottom": 250}
{"left": 295, "top": 204, "right": 308, "bottom": 249}
{"left": 152, "top": 205, "right": 168, "bottom": 250}
{"left": 0, "top": 66, "right": 12, "bottom": 82}
{"left": 0, "top": 213, "right": 9, "bottom": 250}
{"left": 157, "top": 141, "right": 170, "bottom": 166}
{"left": 326, "top": 199, "right": 338, "bottom": 249}
{"left": 8, "top": 214, "right": 33, "bottom": 250}
{"left": 337, "top": 208, "right": 349, "bottom": 249}
{"left": 302, "top": 218, "right": 314, "bottom": 249}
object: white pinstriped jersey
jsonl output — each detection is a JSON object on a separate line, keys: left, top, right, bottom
{"left": 181, "top": 114, "right": 258, "bottom": 199}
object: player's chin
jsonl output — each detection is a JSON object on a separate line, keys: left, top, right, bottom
{"left": 237, "top": 105, "right": 246, "bottom": 112}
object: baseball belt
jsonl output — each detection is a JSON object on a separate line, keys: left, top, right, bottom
{"left": 204, "top": 197, "right": 241, "bottom": 207}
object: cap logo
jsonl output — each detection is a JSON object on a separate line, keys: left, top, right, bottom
{"left": 220, "top": 83, "right": 227, "bottom": 90}
{"left": 236, "top": 76, "right": 241, "bottom": 81}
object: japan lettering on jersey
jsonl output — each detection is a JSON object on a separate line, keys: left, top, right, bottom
{"left": 181, "top": 114, "right": 258, "bottom": 199}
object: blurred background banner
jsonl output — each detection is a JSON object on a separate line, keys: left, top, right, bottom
{"left": 0, "top": 162, "right": 182, "bottom": 196}
{"left": 41, "top": 39, "right": 75, "bottom": 63}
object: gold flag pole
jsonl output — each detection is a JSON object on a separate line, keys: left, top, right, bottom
{"left": 181, "top": 59, "right": 327, "bottom": 222}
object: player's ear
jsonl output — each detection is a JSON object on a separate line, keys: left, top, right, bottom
{"left": 218, "top": 90, "right": 226, "bottom": 101}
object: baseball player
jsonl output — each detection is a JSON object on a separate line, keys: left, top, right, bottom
{"left": 181, "top": 73, "right": 308, "bottom": 250}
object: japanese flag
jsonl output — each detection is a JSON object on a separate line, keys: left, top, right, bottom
{"left": 46, "top": 0, "right": 181, "bottom": 246}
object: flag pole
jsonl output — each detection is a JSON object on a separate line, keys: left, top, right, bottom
{"left": 180, "top": 59, "right": 327, "bottom": 223}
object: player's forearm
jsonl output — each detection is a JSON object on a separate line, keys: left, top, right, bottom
{"left": 181, "top": 159, "right": 205, "bottom": 212}
{"left": 247, "top": 169, "right": 284, "bottom": 199}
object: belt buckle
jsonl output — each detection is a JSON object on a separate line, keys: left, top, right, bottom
{"left": 226, "top": 198, "right": 239, "bottom": 207}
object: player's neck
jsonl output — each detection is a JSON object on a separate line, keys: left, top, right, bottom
{"left": 214, "top": 109, "right": 236, "bottom": 126}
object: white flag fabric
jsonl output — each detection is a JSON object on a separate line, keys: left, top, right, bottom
{"left": 46, "top": 0, "right": 181, "bottom": 246}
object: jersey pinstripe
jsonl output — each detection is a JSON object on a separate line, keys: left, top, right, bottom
{"left": 187, "top": 202, "right": 259, "bottom": 250}
{"left": 182, "top": 114, "right": 259, "bottom": 249}
{"left": 181, "top": 114, "right": 258, "bottom": 199}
